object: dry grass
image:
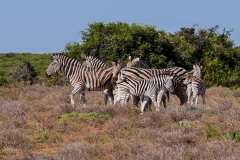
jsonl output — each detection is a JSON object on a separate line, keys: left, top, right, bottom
{"left": 0, "top": 84, "right": 240, "bottom": 160}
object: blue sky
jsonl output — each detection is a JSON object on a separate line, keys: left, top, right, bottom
{"left": 0, "top": 0, "right": 239, "bottom": 53}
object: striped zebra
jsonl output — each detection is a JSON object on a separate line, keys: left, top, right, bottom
{"left": 82, "top": 56, "right": 108, "bottom": 70}
{"left": 80, "top": 55, "right": 151, "bottom": 105}
{"left": 46, "top": 54, "right": 122, "bottom": 107}
{"left": 114, "top": 56, "right": 151, "bottom": 105}
{"left": 184, "top": 64, "right": 206, "bottom": 105}
{"left": 193, "top": 63, "right": 202, "bottom": 78}
{"left": 116, "top": 74, "right": 175, "bottom": 113}
{"left": 113, "top": 66, "right": 188, "bottom": 106}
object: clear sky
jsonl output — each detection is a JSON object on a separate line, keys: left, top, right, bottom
{"left": 0, "top": 0, "right": 239, "bottom": 53}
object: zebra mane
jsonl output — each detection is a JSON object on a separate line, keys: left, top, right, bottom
{"left": 84, "top": 55, "right": 105, "bottom": 63}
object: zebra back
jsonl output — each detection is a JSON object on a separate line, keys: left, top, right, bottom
{"left": 119, "top": 67, "right": 187, "bottom": 82}
{"left": 82, "top": 56, "right": 108, "bottom": 71}
{"left": 117, "top": 74, "right": 176, "bottom": 97}
{"left": 49, "top": 54, "right": 117, "bottom": 90}
{"left": 117, "top": 67, "right": 188, "bottom": 104}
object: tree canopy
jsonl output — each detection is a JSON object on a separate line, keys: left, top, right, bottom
{"left": 65, "top": 22, "right": 240, "bottom": 87}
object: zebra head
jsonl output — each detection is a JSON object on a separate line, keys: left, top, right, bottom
{"left": 193, "top": 64, "right": 202, "bottom": 78}
{"left": 165, "top": 76, "right": 175, "bottom": 93}
{"left": 46, "top": 55, "right": 61, "bottom": 76}
{"left": 82, "top": 56, "right": 92, "bottom": 67}
{"left": 112, "top": 61, "right": 124, "bottom": 83}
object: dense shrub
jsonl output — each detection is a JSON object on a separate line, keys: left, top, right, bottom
{"left": 0, "top": 53, "right": 50, "bottom": 86}
{"left": 0, "top": 23, "right": 239, "bottom": 87}
{"left": 8, "top": 61, "right": 37, "bottom": 84}
{"left": 65, "top": 23, "right": 240, "bottom": 87}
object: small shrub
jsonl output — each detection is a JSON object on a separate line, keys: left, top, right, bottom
{"left": 57, "top": 142, "right": 102, "bottom": 160}
{"left": 233, "top": 89, "right": 240, "bottom": 98}
{"left": 33, "top": 129, "right": 49, "bottom": 143}
{"left": 225, "top": 131, "right": 240, "bottom": 142}
{"left": 0, "top": 77, "right": 8, "bottom": 86}
{"left": 43, "top": 73, "right": 68, "bottom": 86}
{"left": 178, "top": 120, "right": 192, "bottom": 129}
{"left": 8, "top": 61, "right": 37, "bottom": 84}
{"left": 136, "top": 111, "right": 173, "bottom": 129}
{"left": 106, "top": 117, "right": 138, "bottom": 138}
{"left": 0, "top": 129, "right": 31, "bottom": 149}
{"left": 205, "top": 124, "right": 222, "bottom": 139}
{"left": 58, "top": 112, "right": 111, "bottom": 124}
{"left": 170, "top": 108, "right": 202, "bottom": 122}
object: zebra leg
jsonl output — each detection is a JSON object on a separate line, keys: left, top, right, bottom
{"left": 108, "top": 92, "right": 114, "bottom": 105}
{"left": 191, "top": 90, "right": 197, "bottom": 105}
{"left": 187, "top": 86, "right": 192, "bottom": 104}
{"left": 79, "top": 92, "right": 87, "bottom": 107}
{"left": 103, "top": 89, "right": 109, "bottom": 105}
{"left": 166, "top": 91, "right": 170, "bottom": 102}
{"left": 195, "top": 95, "right": 199, "bottom": 105}
{"left": 140, "top": 96, "right": 149, "bottom": 114}
{"left": 156, "top": 90, "right": 165, "bottom": 111}
{"left": 70, "top": 94, "right": 75, "bottom": 106}
{"left": 190, "top": 90, "right": 196, "bottom": 106}
{"left": 162, "top": 95, "right": 167, "bottom": 108}
{"left": 190, "top": 96, "right": 194, "bottom": 105}
{"left": 103, "top": 89, "right": 114, "bottom": 105}
{"left": 71, "top": 85, "right": 84, "bottom": 109}
{"left": 132, "top": 95, "right": 140, "bottom": 107}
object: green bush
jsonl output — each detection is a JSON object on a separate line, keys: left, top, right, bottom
{"left": 65, "top": 23, "right": 240, "bottom": 87}
{"left": 0, "top": 53, "right": 50, "bottom": 86}
{"left": 8, "top": 61, "right": 37, "bottom": 84}
{"left": 0, "top": 23, "right": 239, "bottom": 87}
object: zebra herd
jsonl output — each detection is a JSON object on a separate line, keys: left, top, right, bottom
{"left": 46, "top": 53, "right": 206, "bottom": 113}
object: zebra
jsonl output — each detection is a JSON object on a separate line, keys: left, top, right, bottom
{"left": 193, "top": 63, "right": 202, "bottom": 78}
{"left": 183, "top": 74, "right": 206, "bottom": 105}
{"left": 116, "top": 74, "right": 175, "bottom": 113}
{"left": 79, "top": 55, "right": 151, "bottom": 105}
{"left": 114, "top": 56, "right": 151, "bottom": 105}
{"left": 82, "top": 56, "right": 108, "bottom": 70}
{"left": 46, "top": 54, "right": 122, "bottom": 108}
{"left": 113, "top": 66, "right": 188, "bottom": 106}
{"left": 184, "top": 64, "right": 206, "bottom": 105}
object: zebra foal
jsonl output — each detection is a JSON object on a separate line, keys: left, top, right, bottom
{"left": 116, "top": 74, "right": 175, "bottom": 113}
{"left": 184, "top": 64, "right": 206, "bottom": 105}
{"left": 113, "top": 67, "right": 188, "bottom": 106}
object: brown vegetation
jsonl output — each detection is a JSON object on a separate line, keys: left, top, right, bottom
{"left": 0, "top": 84, "right": 240, "bottom": 160}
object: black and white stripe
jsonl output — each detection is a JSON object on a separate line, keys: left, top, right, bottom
{"left": 82, "top": 56, "right": 108, "bottom": 71}
{"left": 184, "top": 76, "right": 206, "bottom": 105}
{"left": 116, "top": 74, "right": 175, "bottom": 113}
{"left": 46, "top": 54, "right": 121, "bottom": 107}
{"left": 114, "top": 67, "right": 188, "bottom": 105}
{"left": 184, "top": 64, "right": 206, "bottom": 105}
{"left": 114, "top": 56, "right": 150, "bottom": 105}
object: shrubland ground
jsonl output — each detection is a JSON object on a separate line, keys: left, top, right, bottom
{"left": 0, "top": 22, "right": 240, "bottom": 160}
{"left": 0, "top": 84, "right": 240, "bottom": 160}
